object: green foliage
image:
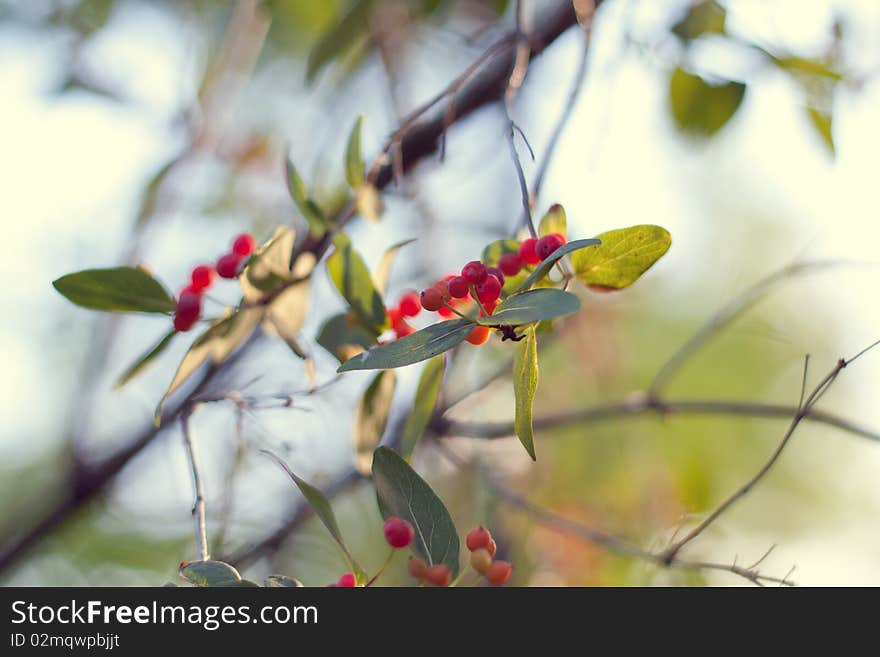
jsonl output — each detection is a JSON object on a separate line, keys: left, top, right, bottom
{"left": 317, "top": 312, "right": 378, "bottom": 362}
{"left": 354, "top": 370, "right": 397, "bottom": 474}
{"left": 373, "top": 238, "right": 417, "bottom": 295}
{"left": 262, "top": 451, "right": 366, "bottom": 581}
{"left": 538, "top": 204, "right": 567, "bottom": 237}
{"left": 179, "top": 560, "right": 241, "bottom": 587}
{"left": 671, "top": 0, "right": 726, "bottom": 41}
{"left": 240, "top": 227, "right": 296, "bottom": 297}
{"left": 401, "top": 355, "right": 446, "bottom": 459}
{"left": 513, "top": 327, "right": 539, "bottom": 460}
{"left": 265, "top": 575, "right": 304, "bottom": 587}
{"left": 286, "top": 158, "right": 328, "bottom": 236}
{"left": 669, "top": 68, "right": 746, "bottom": 136}
{"left": 372, "top": 446, "right": 460, "bottom": 576}
{"left": 306, "top": 0, "right": 374, "bottom": 83}
{"left": 53, "top": 266, "right": 175, "bottom": 314}
{"left": 115, "top": 330, "right": 176, "bottom": 388}
{"left": 480, "top": 288, "right": 581, "bottom": 327}
{"left": 483, "top": 238, "right": 528, "bottom": 292}
{"left": 806, "top": 107, "right": 835, "bottom": 156}
{"left": 338, "top": 318, "right": 474, "bottom": 372}
{"left": 345, "top": 115, "right": 365, "bottom": 188}
{"left": 514, "top": 238, "right": 602, "bottom": 293}
{"left": 572, "top": 225, "right": 671, "bottom": 290}
{"left": 327, "top": 233, "right": 388, "bottom": 334}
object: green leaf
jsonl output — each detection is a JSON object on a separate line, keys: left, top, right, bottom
{"left": 306, "top": 0, "right": 374, "bottom": 83}
{"left": 513, "top": 327, "right": 538, "bottom": 460}
{"left": 572, "top": 225, "right": 671, "bottom": 290}
{"left": 538, "top": 204, "right": 567, "bottom": 237}
{"left": 353, "top": 370, "right": 397, "bottom": 475}
{"left": 372, "top": 446, "right": 460, "bottom": 576}
{"left": 179, "top": 560, "right": 241, "bottom": 587}
{"left": 401, "top": 355, "right": 445, "bottom": 459}
{"left": 771, "top": 56, "right": 842, "bottom": 81}
{"left": 262, "top": 451, "right": 365, "bottom": 579}
{"left": 345, "top": 116, "right": 365, "bottom": 188}
{"left": 241, "top": 227, "right": 295, "bottom": 298}
{"left": 115, "top": 330, "right": 176, "bottom": 388}
{"left": 671, "top": 0, "right": 726, "bottom": 40}
{"left": 481, "top": 239, "right": 521, "bottom": 266}
{"left": 317, "top": 312, "right": 378, "bottom": 362}
{"left": 265, "top": 575, "right": 303, "bottom": 587}
{"left": 514, "top": 238, "right": 602, "bottom": 293}
{"left": 53, "top": 267, "right": 175, "bottom": 314}
{"left": 327, "top": 233, "right": 387, "bottom": 334}
{"left": 373, "top": 238, "right": 417, "bottom": 295}
{"left": 286, "top": 158, "right": 328, "bottom": 236}
{"left": 807, "top": 107, "right": 835, "bottom": 156}
{"left": 479, "top": 288, "right": 580, "bottom": 326}
{"left": 669, "top": 68, "right": 746, "bottom": 136}
{"left": 338, "top": 319, "right": 474, "bottom": 372}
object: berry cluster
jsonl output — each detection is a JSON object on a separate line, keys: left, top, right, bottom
{"left": 466, "top": 526, "right": 512, "bottom": 585}
{"left": 172, "top": 233, "right": 256, "bottom": 332}
{"left": 399, "top": 233, "right": 567, "bottom": 346}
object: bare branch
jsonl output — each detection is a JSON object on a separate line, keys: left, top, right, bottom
{"left": 181, "top": 408, "right": 209, "bottom": 562}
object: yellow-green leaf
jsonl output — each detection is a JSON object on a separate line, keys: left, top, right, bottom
{"left": 116, "top": 329, "right": 176, "bottom": 388}
{"left": 286, "top": 158, "right": 328, "bottom": 236}
{"left": 327, "top": 233, "right": 387, "bottom": 334}
{"left": 513, "top": 327, "right": 538, "bottom": 460}
{"left": 401, "top": 355, "right": 445, "bottom": 459}
{"left": 306, "top": 0, "right": 374, "bottom": 83}
{"left": 353, "top": 370, "right": 397, "bottom": 475}
{"left": 345, "top": 116, "right": 365, "bottom": 188}
{"left": 669, "top": 68, "right": 745, "bottom": 136}
{"left": 572, "top": 225, "right": 670, "bottom": 290}
{"left": 807, "top": 107, "right": 835, "bottom": 156}
{"left": 373, "top": 238, "right": 416, "bottom": 295}
{"left": 53, "top": 266, "right": 175, "bottom": 314}
{"left": 514, "top": 238, "right": 601, "bottom": 293}
{"left": 538, "top": 204, "right": 567, "bottom": 237}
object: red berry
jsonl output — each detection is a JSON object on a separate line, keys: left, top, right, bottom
{"left": 173, "top": 313, "right": 198, "bottom": 332}
{"left": 470, "top": 548, "right": 493, "bottom": 575}
{"left": 190, "top": 265, "right": 215, "bottom": 291}
{"left": 232, "top": 233, "right": 256, "bottom": 257}
{"left": 487, "top": 538, "right": 497, "bottom": 557}
{"left": 474, "top": 274, "right": 501, "bottom": 304}
{"left": 420, "top": 287, "right": 445, "bottom": 312}
{"left": 535, "top": 233, "right": 566, "bottom": 261}
{"left": 337, "top": 573, "right": 356, "bottom": 587}
{"left": 486, "top": 266, "right": 505, "bottom": 287}
{"left": 438, "top": 306, "right": 454, "bottom": 318}
{"left": 461, "top": 260, "right": 488, "bottom": 285}
{"left": 395, "top": 321, "right": 415, "bottom": 339}
{"left": 447, "top": 276, "right": 470, "bottom": 299}
{"left": 466, "top": 325, "right": 490, "bottom": 345}
{"left": 408, "top": 557, "right": 429, "bottom": 580}
{"left": 216, "top": 252, "right": 244, "bottom": 279}
{"left": 176, "top": 291, "right": 201, "bottom": 318}
{"left": 387, "top": 306, "right": 404, "bottom": 329}
{"left": 518, "top": 238, "right": 541, "bottom": 265}
{"left": 498, "top": 252, "right": 523, "bottom": 276}
{"left": 425, "top": 564, "right": 452, "bottom": 587}
{"left": 398, "top": 291, "right": 421, "bottom": 317}
{"left": 432, "top": 280, "right": 451, "bottom": 301}
{"left": 466, "top": 527, "right": 492, "bottom": 552}
{"left": 485, "top": 560, "right": 512, "bottom": 585}
{"left": 383, "top": 517, "right": 415, "bottom": 548}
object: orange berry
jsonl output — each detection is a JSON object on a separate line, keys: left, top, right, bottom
{"left": 466, "top": 325, "right": 490, "bottom": 345}
{"left": 425, "top": 564, "right": 452, "bottom": 587}
{"left": 487, "top": 538, "right": 497, "bottom": 558}
{"left": 485, "top": 560, "right": 512, "bottom": 585}
{"left": 465, "top": 527, "right": 492, "bottom": 552}
{"left": 408, "top": 557, "right": 429, "bottom": 580}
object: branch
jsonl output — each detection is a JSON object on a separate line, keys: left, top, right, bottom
{"left": 181, "top": 408, "right": 209, "bottom": 562}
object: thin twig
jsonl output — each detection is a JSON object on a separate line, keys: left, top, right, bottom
{"left": 181, "top": 408, "right": 209, "bottom": 562}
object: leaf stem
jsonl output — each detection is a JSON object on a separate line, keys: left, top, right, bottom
{"left": 365, "top": 549, "right": 396, "bottom": 587}
{"left": 441, "top": 302, "right": 474, "bottom": 322}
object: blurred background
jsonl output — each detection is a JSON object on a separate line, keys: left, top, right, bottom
{"left": 1, "top": 0, "right": 879, "bottom": 586}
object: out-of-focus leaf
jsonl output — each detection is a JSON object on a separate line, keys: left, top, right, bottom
{"left": 513, "top": 327, "right": 538, "bottom": 461}
{"left": 264, "top": 282, "right": 310, "bottom": 358}
{"left": 286, "top": 158, "right": 328, "bottom": 235}
{"left": 154, "top": 307, "right": 263, "bottom": 424}
{"left": 671, "top": 0, "right": 726, "bottom": 40}
{"left": 327, "top": 233, "right": 387, "bottom": 333}
{"left": 482, "top": 238, "right": 528, "bottom": 292}
{"left": 306, "top": 0, "right": 374, "bottom": 83}
{"left": 479, "top": 288, "right": 580, "bottom": 327}
{"left": 317, "top": 313, "right": 378, "bottom": 362}
{"left": 373, "top": 238, "right": 417, "bottom": 295}
{"left": 262, "top": 451, "right": 366, "bottom": 580}
{"left": 401, "top": 355, "right": 445, "bottom": 459}
{"left": 807, "top": 107, "right": 835, "bottom": 156}
{"left": 179, "top": 560, "right": 241, "bottom": 587}
{"left": 771, "top": 56, "right": 842, "bottom": 81}
{"left": 572, "top": 225, "right": 671, "bottom": 289}
{"left": 338, "top": 319, "right": 474, "bottom": 372}
{"left": 353, "top": 370, "right": 397, "bottom": 474}
{"left": 241, "top": 227, "right": 295, "bottom": 299}
{"left": 669, "top": 68, "right": 746, "bottom": 136}
{"left": 355, "top": 183, "right": 382, "bottom": 222}
{"left": 372, "top": 446, "right": 460, "bottom": 576}
{"left": 265, "top": 575, "right": 303, "bottom": 587}
{"left": 53, "top": 267, "right": 175, "bottom": 313}
{"left": 538, "top": 204, "right": 567, "bottom": 237}
{"left": 345, "top": 116, "right": 365, "bottom": 188}
{"left": 513, "top": 238, "right": 602, "bottom": 293}
{"left": 116, "top": 330, "right": 176, "bottom": 388}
